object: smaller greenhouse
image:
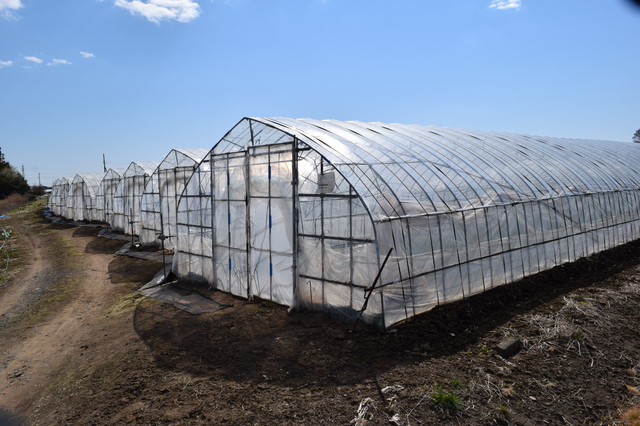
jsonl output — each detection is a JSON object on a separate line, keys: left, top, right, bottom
{"left": 66, "top": 173, "right": 104, "bottom": 222}
{"left": 111, "top": 161, "right": 159, "bottom": 235}
{"left": 173, "top": 117, "right": 640, "bottom": 328}
{"left": 139, "top": 148, "right": 209, "bottom": 249}
{"left": 50, "top": 177, "right": 73, "bottom": 217}
{"left": 94, "top": 168, "right": 126, "bottom": 223}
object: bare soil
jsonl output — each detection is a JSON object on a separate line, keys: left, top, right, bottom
{"left": 0, "top": 201, "right": 639, "bottom": 425}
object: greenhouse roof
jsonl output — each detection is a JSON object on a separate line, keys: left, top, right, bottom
{"left": 72, "top": 173, "right": 103, "bottom": 187}
{"left": 123, "top": 161, "right": 160, "bottom": 177}
{"left": 104, "top": 168, "right": 127, "bottom": 179}
{"left": 55, "top": 176, "right": 74, "bottom": 185}
{"left": 240, "top": 117, "right": 640, "bottom": 220}
{"left": 157, "top": 149, "right": 209, "bottom": 169}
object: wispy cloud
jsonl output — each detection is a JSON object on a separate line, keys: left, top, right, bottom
{"left": 0, "top": 60, "right": 13, "bottom": 68}
{"left": 80, "top": 51, "right": 95, "bottom": 59}
{"left": 489, "top": 0, "right": 521, "bottom": 10}
{"left": 114, "top": 0, "right": 200, "bottom": 23}
{"left": 24, "top": 56, "right": 44, "bottom": 64}
{"left": 48, "top": 59, "right": 72, "bottom": 66}
{"left": 0, "top": 0, "right": 22, "bottom": 20}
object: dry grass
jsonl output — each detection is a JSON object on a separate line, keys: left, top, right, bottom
{"left": 622, "top": 406, "right": 640, "bottom": 425}
{"left": 0, "top": 193, "right": 29, "bottom": 215}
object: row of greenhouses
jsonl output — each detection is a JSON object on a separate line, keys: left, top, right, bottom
{"left": 50, "top": 117, "right": 640, "bottom": 328}
{"left": 50, "top": 150, "right": 208, "bottom": 250}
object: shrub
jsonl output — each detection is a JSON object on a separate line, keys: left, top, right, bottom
{"left": 0, "top": 193, "right": 28, "bottom": 215}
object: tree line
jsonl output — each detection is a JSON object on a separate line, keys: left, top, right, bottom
{"left": 0, "top": 148, "right": 30, "bottom": 200}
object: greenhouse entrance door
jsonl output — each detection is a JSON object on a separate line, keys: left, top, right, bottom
{"left": 247, "top": 144, "right": 296, "bottom": 307}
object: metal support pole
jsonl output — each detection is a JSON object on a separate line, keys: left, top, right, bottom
{"left": 158, "top": 211, "right": 167, "bottom": 281}
{"left": 351, "top": 247, "right": 393, "bottom": 332}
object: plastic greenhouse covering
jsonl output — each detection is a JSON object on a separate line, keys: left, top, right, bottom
{"left": 111, "top": 161, "right": 159, "bottom": 235}
{"left": 95, "top": 168, "right": 126, "bottom": 223}
{"left": 66, "top": 173, "right": 104, "bottom": 221}
{"left": 173, "top": 117, "right": 640, "bottom": 328}
{"left": 50, "top": 177, "right": 73, "bottom": 217}
{"left": 139, "top": 149, "right": 209, "bottom": 249}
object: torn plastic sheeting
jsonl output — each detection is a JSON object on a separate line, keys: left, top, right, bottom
{"left": 138, "top": 271, "right": 230, "bottom": 315}
{"left": 116, "top": 242, "right": 173, "bottom": 264}
{"left": 139, "top": 284, "right": 229, "bottom": 315}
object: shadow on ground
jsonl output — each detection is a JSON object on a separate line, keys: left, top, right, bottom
{"left": 85, "top": 237, "right": 126, "bottom": 255}
{"left": 132, "top": 237, "right": 640, "bottom": 389}
{"left": 108, "top": 256, "right": 163, "bottom": 285}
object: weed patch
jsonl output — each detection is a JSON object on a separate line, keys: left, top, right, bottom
{"left": 431, "top": 385, "right": 464, "bottom": 414}
{"left": 102, "top": 292, "right": 144, "bottom": 319}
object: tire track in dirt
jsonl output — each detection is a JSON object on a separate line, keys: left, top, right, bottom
{"left": 0, "top": 221, "right": 120, "bottom": 417}
{"left": 0, "top": 218, "right": 44, "bottom": 320}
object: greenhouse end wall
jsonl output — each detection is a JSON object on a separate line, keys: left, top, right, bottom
{"left": 111, "top": 162, "right": 159, "bottom": 235}
{"left": 67, "top": 173, "right": 103, "bottom": 222}
{"left": 139, "top": 149, "right": 209, "bottom": 249}
{"left": 172, "top": 117, "right": 640, "bottom": 328}
{"left": 50, "top": 177, "right": 72, "bottom": 217}
{"left": 95, "top": 168, "right": 126, "bottom": 223}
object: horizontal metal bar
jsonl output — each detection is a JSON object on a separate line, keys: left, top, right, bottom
{"left": 298, "top": 234, "right": 374, "bottom": 244}
{"left": 298, "top": 193, "right": 359, "bottom": 198}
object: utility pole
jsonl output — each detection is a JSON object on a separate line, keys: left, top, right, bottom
{"left": 21, "top": 165, "right": 25, "bottom": 177}
{"left": 103, "top": 154, "right": 107, "bottom": 173}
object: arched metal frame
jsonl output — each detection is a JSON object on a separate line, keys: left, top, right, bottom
{"left": 50, "top": 176, "right": 73, "bottom": 217}
{"left": 139, "top": 149, "right": 209, "bottom": 249}
{"left": 111, "top": 161, "right": 159, "bottom": 235}
{"left": 67, "top": 173, "right": 103, "bottom": 221}
{"left": 95, "top": 168, "right": 126, "bottom": 223}
{"left": 173, "top": 117, "right": 640, "bottom": 328}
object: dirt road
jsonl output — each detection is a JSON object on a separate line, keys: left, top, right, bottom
{"left": 0, "top": 202, "right": 639, "bottom": 425}
{"left": 0, "top": 206, "right": 160, "bottom": 423}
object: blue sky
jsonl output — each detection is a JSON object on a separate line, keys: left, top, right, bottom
{"left": 1, "top": 0, "right": 639, "bottom": 186}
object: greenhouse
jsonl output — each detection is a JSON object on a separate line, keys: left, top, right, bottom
{"left": 50, "top": 176, "right": 73, "bottom": 217}
{"left": 94, "top": 168, "right": 126, "bottom": 223}
{"left": 139, "top": 148, "right": 209, "bottom": 249}
{"left": 171, "top": 117, "right": 640, "bottom": 328}
{"left": 110, "top": 161, "right": 159, "bottom": 235}
{"left": 65, "top": 173, "right": 104, "bottom": 222}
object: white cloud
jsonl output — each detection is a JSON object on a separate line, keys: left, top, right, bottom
{"left": 24, "top": 56, "right": 44, "bottom": 64}
{"left": 489, "top": 0, "right": 521, "bottom": 10}
{"left": 0, "top": 0, "right": 22, "bottom": 19}
{"left": 114, "top": 0, "right": 200, "bottom": 23}
{"left": 80, "top": 51, "right": 95, "bottom": 59}
{"left": 0, "top": 0, "right": 22, "bottom": 10}
{"left": 0, "top": 0, "right": 22, "bottom": 9}
{"left": 48, "top": 59, "right": 72, "bottom": 66}
{"left": 0, "top": 60, "right": 13, "bottom": 68}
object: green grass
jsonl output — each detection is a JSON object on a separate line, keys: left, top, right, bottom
{"left": 570, "top": 329, "right": 584, "bottom": 341}
{"left": 573, "top": 294, "right": 587, "bottom": 303}
{"left": 448, "top": 378, "right": 464, "bottom": 388}
{"left": 496, "top": 404, "right": 511, "bottom": 418}
{"left": 431, "top": 386, "right": 464, "bottom": 414}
